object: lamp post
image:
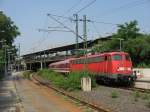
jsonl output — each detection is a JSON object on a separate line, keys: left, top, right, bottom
{"left": 0, "top": 40, "right": 7, "bottom": 76}
{"left": 7, "top": 51, "right": 11, "bottom": 74}
{"left": 110, "top": 38, "right": 124, "bottom": 51}
{"left": 7, "top": 48, "right": 15, "bottom": 73}
{"left": 118, "top": 38, "right": 124, "bottom": 51}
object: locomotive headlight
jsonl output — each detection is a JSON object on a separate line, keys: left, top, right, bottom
{"left": 127, "top": 67, "right": 131, "bottom": 71}
{"left": 117, "top": 67, "right": 132, "bottom": 71}
{"left": 117, "top": 67, "right": 125, "bottom": 71}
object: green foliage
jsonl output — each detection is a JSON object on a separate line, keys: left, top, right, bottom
{"left": 123, "top": 35, "right": 150, "bottom": 67}
{"left": 92, "top": 20, "right": 150, "bottom": 67}
{"left": 23, "top": 71, "right": 32, "bottom": 79}
{"left": 37, "top": 69, "right": 96, "bottom": 91}
{"left": 147, "top": 100, "right": 150, "bottom": 108}
{"left": 0, "top": 11, "right": 20, "bottom": 46}
{"left": 0, "top": 11, "right": 20, "bottom": 71}
{"left": 0, "top": 72, "right": 4, "bottom": 80}
{"left": 92, "top": 20, "right": 141, "bottom": 53}
{"left": 142, "top": 93, "right": 150, "bottom": 100}
{"left": 92, "top": 39, "right": 120, "bottom": 53}
{"left": 141, "top": 93, "right": 150, "bottom": 108}
{"left": 64, "top": 71, "right": 96, "bottom": 91}
{"left": 0, "top": 50, "right": 4, "bottom": 76}
{"left": 37, "top": 69, "right": 65, "bottom": 88}
{"left": 113, "top": 20, "right": 140, "bottom": 40}
{"left": 133, "top": 91, "right": 140, "bottom": 101}
{"left": 111, "top": 91, "right": 119, "bottom": 98}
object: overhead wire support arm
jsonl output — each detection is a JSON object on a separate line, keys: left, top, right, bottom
{"left": 47, "top": 13, "right": 73, "bottom": 21}
{"left": 89, "top": 20, "right": 119, "bottom": 26}
{"left": 38, "top": 29, "right": 72, "bottom": 32}
{"left": 47, "top": 13, "right": 85, "bottom": 41}
{"left": 65, "top": 0, "right": 83, "bottom": 14}
{"left": 48, "top": 26, "right": 65, "bottom": 29}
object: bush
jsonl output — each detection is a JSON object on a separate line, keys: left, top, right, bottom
{"left": 133, "top": 91, "right": 140, "bottom": 101}
{"left": 0, "top": 74, "right": 4, "bottom": 80}
{"left": 64, "top": 71, "right": 96, "bottom": 91}
{"left": 23, "top": 71, "right": 32, "bottom": 79}
{"left": 37, "top": 69, "right": 97, "bottom": 91}
{"left": 37, "top": 69, "right": 65, "bottom": 87}
{"left": 147, "top": 100, "right": 150, "bottom": 108}
{"left": 111, "top": 91, "right": 119, "bottom": 98}
{"left": 142, "top": 93, "right": 150, "bottom": 100}
{"left": 137, "top": 63, "right": 150, "bottom": 68}
{"left": 0, "top": 67, "right": 4, "bottom": 80}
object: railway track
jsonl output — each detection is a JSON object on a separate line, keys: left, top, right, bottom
{"left": 120, "top": 81, "right": 150, "bottom": 93}
{"left": 106, "top": 82, "right": 150, "bottom": 94}
{"left": 97, "top": 81, "right": 150, "bottom": 95}
{"left": 31, "top": 74, "right": 112, "bottom": 112}
{"left": 120, "top": 87, "right": 150, "bottom": 94}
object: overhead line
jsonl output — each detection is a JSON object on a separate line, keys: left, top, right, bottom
{"left": 31, "top": 1, "right": 84, "bottom": 54}
{"left": 48, "top": 26, "right": 65, "bottom": 29}
{"left": 101, "top": 0, "right": 149, "bottom": 16}
{"left": 30, "top": 16, "right": 49, "bottom": 52}
{"left": 91, "top": 22, "right": 101, "bottom": 37}
{"left": 64, "top": 0, "right": 83, "bottom": 14}
{"left": 75, "top": 0, "right": 96, "bottom": 14}
{"left": 47, "top": 13, "right": 119, "bottom": 26}
{"left": 90, "top": 20, "right": 119, "bottom": 26}
{"left": 47, "top": 0, "right": 83, "bottom": 28}
{"left": 47, "top": 13, "right": 72, "bottom": 20}
{"left": 39, "top": 29, "right": 71, "bottom": 32}
{"left": 51, "top": 0, "right": 83, "bottom": 31}
{"left": 47, "top": 14, "right": 85, "bottom": 41}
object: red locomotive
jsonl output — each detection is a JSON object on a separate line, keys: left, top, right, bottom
{"left": 49, "top": 52, "right": 136, "bottom": 84}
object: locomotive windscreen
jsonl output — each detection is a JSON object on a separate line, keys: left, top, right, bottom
{"left": 112, "top": 54, "right": 122, "bottom": 60}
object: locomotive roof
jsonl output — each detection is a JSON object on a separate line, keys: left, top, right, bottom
{"left": 74, "top": 51, "right": 128, "bottom": 59}
{"left": 49, "top": 52, "right": 129, "bottom": 66}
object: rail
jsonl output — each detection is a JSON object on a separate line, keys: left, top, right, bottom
{"left": 32, "top": 74, "right": 112, "bottom": 112}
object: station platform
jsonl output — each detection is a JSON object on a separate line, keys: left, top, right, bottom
{"left": 133, "top": 68, "right": 150, "bottom": 89}
{"left": 133, "top": 68, "right": 150, "bottom": 81}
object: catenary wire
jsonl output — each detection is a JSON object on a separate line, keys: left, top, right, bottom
{"left": 100, "top": 0, "right": 150, "bottom": 16}
{"left": 29, "top": 0, "right": 84, "bottom": 53}
{"left": 75, "top": 0, "right": 96, "bottom": 14}
{"left": 47, "top": 14, "right": 85, "bottom": 41}
{"left": 64, "top": 0, "right": 83, "bottom": 15}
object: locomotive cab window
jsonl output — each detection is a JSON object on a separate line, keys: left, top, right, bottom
{"left": 112, "top": 54, "right": 122, "bottom": 60}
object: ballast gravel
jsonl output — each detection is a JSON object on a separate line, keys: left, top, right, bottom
{"left": 70, "top": 86, "right": 150, "bottom": 112}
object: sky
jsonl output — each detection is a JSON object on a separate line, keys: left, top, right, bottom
{"left": 0, "top": 0, "right": 150, "bottom": 55}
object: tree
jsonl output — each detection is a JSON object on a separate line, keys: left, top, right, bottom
{"left": 91, "top": 39, "right": 120, "bottom": 53}
{"left": 0, "top": 11, "right": 20, "bottom": 75}
{"left": 113, "top": 20, "right": 140, "bottom": 40}
{"left": 92, "top": 20, "right": 150, "bottom": 67}
{"left": 0, "top": 11, "right": 20, "bottom": 46}
{"left": 123, "top": 35, "right": 150, "bottom": 66}
{"left": 92, "top": 20, "right": 141, "bottom": 53}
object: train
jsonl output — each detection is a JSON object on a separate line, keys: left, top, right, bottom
{"left": 49, "top": 51, "right": 136, "bottom": 84}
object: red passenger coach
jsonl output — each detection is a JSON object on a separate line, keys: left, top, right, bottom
{"left": 49, "top": 59, "right": 70, "bottom": 73}
{"left": 49, "top": 52, "right": 136, "bottom": 84}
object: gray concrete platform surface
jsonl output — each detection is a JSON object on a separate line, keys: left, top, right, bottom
{"left": 0, "top": 74, "right": 23, "bottom": 112}
{"left": 133, "top": 68, "right": 150, "bottom": 81}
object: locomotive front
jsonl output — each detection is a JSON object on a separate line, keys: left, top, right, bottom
{"left": 111, "top": 52, "right": 136, "bottom": 83}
